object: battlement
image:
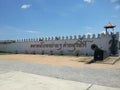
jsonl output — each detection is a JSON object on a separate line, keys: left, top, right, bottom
{"left": 0, "top": 40, "right": 16, "bottom": 44}
{"left": 13, "top": 32, "right": 119, "bottom": 43}
{"left": 0, "top": 31, "right": 119, "bottom": 56}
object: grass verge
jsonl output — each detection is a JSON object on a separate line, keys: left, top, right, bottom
{"left": 0, "top": 51, "right": 14, "bottom": 55}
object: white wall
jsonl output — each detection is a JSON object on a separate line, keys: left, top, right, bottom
{"left": 0, "top": 32, "right": 119, "bottom": 55}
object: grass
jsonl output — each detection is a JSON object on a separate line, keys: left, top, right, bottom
{"left": 50, "top": 53, "right": 93, "bottom": 57}
{"left": 0, "top": 51, "right": 14, "bottom": 55}
{"left": 112, "top": 56, "right": 120, "bottom": 65}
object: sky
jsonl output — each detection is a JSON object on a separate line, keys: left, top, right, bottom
{"left": 0, "top": 0, "right": 120, "bottom": 40}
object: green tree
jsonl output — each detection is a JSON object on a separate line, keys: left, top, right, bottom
{"left": 109, "top": 34, "right": 118, "bottom": 55}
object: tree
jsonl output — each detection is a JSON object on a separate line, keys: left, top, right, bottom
{"left": 109, "top": 34, "right": 118, "bottom": 55}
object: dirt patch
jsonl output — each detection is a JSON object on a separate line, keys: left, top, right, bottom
{"left": 0, "top": 54, "right": 120, "bottom": 70}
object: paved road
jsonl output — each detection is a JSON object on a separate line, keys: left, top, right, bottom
{"left": 0, "top": 60, "right": 120, "bottom": 88}
{"left": 0, "top": 70, "right": 120, "bottom": 90}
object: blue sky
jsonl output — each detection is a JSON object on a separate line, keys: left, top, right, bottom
{"left": 0, "top": 0, "right": 120, "bottom": 40}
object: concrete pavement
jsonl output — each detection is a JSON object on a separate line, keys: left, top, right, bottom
{"left": 0, "top": 71, "right": 119, "bottom": 90}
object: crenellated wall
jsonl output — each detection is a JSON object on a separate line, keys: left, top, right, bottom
{"left": 0, "top": 32, "right": 119, "bottom": 55}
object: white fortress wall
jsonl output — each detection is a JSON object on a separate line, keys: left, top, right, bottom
{"left": 0, "top": 32, "right": 119, "bottom": 55}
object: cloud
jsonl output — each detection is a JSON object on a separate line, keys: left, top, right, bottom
{"left": 99, "top": 31, "right": 106, "bottom": 34}
{"left": 115, "top": 5, "right": 120, "bottom": 10}
{"left": 111, "top": 15, "right": 118, "bottom": 18}
{"left": 85, "top": 32, "right": 92, "bottom": 35}
{"left": 111, "top": 0, "right": 120, "bottom": 10}
{"left": 26, "top": 30, "right": 38, "bottom": 33}
{"left": 83, "top": 0, "right": 94, "bottom": 3}
{"left": 111, "top": 0, "right": 119, "bottom": 3}
{"left": 84, "top": 26, "right": 93, "bottom": 30}
{"left": 21, "top": 4, "right": 31, "bottom": 9}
